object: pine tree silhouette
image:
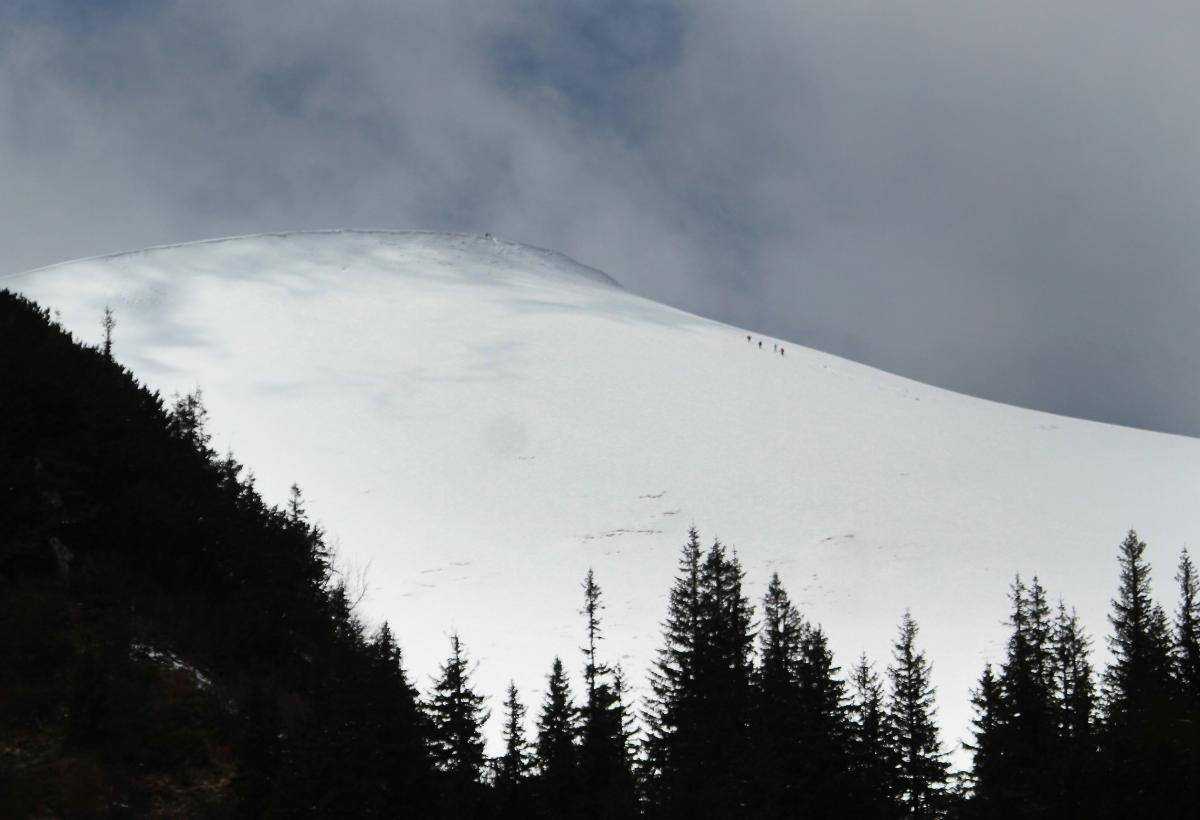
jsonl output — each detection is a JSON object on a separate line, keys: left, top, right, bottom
{"left": 1101, "top": 530, "right": 1181, "bottom": 815}
{"left": 536, "top": 656, "right": 580, "bottom": 818}
{"left": 966, "top": 663, "right": 1004, "bottom": 815}
{"left": 693, "top": 537, "right": 757, "bottom": 815}
{"left": 642, "top": 527, "right": 704, "bottom": 813}
{"left": 366, "top": 622, "right": 434, "bottom": 813}
{"left": 496, "top": 680, "right": 533, "bottom": 818}
{"left": 644, "top": 531, "right": 756, "bottom": 817}
{"left": 994, "top": 575, "right": 1058, "bottom": 814}
{"left": 795, "top": 621, "right": 854, "bottom": 813}
{"left": 887, "top": 610, "right": 949, "bottom": 816}
{"left": 102, "top": 305, "right": 115, "bottom": 360}
{"left": 498, "top": 680, "right": 532, "bottom": 784}
{"left": 1050, "top": 602, "right": 1097, "bottom": 815}
{"left": 1175, "top": 548, "right": 1200, "bottom": 808}
{"left": 428, "top": 633, "right": 489, "bottom": 815}
{"left": 609, "top": 665, "right": 638, "bottom": 782}
{"left": 849, "top": 653, "right": 900, "bottom": 816}
{"left": 968, "top": 580, "right": 1098, "bottom": 817}
{"left": 167, "top": 390, "right": 211, "bottom": 453}
{"left": 578, "top": 570, "right": 638, "bottom": 819}
{"left": 753, "top": 573, "right": 807, "bottom": 816}
{"left": 582, "top": 569, "right": 607, "bottom": 702}
{"left": 753, "top": 573, "right": 852, "bottom": 816}
{"left": 1104, "top": 531, "right": 1176, "bottom": 714}
{"left": 287, "top": 483, "right": 306, "bottom": 522}
{"left": 1175, "top": 548, "right": 1200, "bottom": 704}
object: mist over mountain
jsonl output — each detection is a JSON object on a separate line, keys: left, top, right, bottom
{"left": 3, "top": 2, "right": 1199, "bottom": 437}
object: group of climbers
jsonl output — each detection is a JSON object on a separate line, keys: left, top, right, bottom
{"left": 745, "top": 334, "right": 785, "bottom": 356}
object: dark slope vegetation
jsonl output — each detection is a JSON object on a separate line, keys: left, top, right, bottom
{"left": 0, "top": 291, "right": 432, "bottom": 815}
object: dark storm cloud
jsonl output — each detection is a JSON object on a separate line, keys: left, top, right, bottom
{"left": 1, "top": 1, "right": 1196, "bottom": 436}
{"left": 492, "top": 0, "right": 685, "bottom": 132}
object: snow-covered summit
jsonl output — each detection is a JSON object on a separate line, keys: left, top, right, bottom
{"left": 11, "top": 229, "right": 623, "bottom": 292}
{"left": 8, "top": 230, "right": 1198, "bottom": 763}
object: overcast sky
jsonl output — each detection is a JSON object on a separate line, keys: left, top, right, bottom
{"left": 2, "top": 1, "right": 1197, "bottom": 437}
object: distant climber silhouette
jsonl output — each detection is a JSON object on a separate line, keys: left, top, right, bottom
{"left": 780, "top": 347, "right": 785, "bottom": 356}
{"left": 758, "top": 340, "right": 762, "bottom": 349}
{"left": 746, "top": 335, "right": 751, "bottom": 342}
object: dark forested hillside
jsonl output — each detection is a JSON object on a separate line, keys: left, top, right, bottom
{"left": 0, "top": 290, "right": 433, "bottom": 815}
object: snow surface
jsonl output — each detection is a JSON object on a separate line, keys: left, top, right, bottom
{"left": 8, "top": 230, "right": 1199, "bottom": 767}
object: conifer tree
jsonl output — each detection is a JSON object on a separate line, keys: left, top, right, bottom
{"left": 496, "top": 680, "right": 533, "bottom": 818}
{"left": 608, "top": 663, "right": 640, "bottom": 814}
{"left": 1175, "top": 549, "right": 1200, "bottom": 706}
{"left": 753, "top": 573, "right": 807, "bottom": 816}
{"left": 536, "top": 657, "right": 580, "bottom": 817}
{"left": 327, "top": 582, "right": 365, "bottom": 649}
{"left": 969, "top": 580, "right": 1096, "bottom": 818}
{"left": 498, "top": 680, "right": 531, "bottom": 784}
{"left": 287, "top": 483, "right": 306, "bottom": 522}
{"left": 966, "top": 664, "right": 1004, "bottom": 814}
{"left": 993, "top": 575, "right": 1058, "bottom": 814}
{"left": 609, "top": 664, "right": 638, "bottom": 764}
{"left": 578, "top": 570, "right": 638, "bottom": 819}
{"left": 1104, "top": 531, "right": 1176, "bottom": 715}
{"left": 642, "top": 527, "right": 704, "bottom": 811}
{"left": 371, "top": 622, "right": 425, "bottom": 726}
{"left": 1051, "top": 603, "right": 1096, "bottom": 815}
{"left": 643, "top": 530, "right": 756, "bottom": 816}
{"left": 1175, "top": 548, "right": 1200, "bottom": 810}
{"left": 101, "top": 305, "right": 115, "bottom": 360}
{"left": 1053, "top": 604, "right": 1095, "bottom": 745}
{"left": 849, "top": 653, "right": 899, "bottom": 816}
{"left": 582, "top": 569, "right": 608, "bottom": 701}
{"left": 428, "top": 633, "right": 489, "bottom": 812}
{"left": 168, "top": 389, "right": 212, "bottom": 454}
{"left": 368, "top": 622, "right": 433, "bottom": 812}
{"left": 693, "top": 537, "right": 757, "bottom": 815}
{"left": 887, "top": 610, "right": 948, "bottom": 815}
{"left": 753, "top": 573, "right": 852, "bottom": 816}
{"left": 796, "top": 622, "right": 853, "bottom": 814}
{"left": 1102, "top": 530, "right": 1181, "bottom": 816}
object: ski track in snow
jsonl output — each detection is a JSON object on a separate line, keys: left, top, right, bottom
{"left": 10, "top": 229, "right": 1199, "bottom": 768}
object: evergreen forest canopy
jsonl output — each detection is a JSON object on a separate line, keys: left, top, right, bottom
{"left": 1, "top": 289, "right": 1197, "bottom": 818}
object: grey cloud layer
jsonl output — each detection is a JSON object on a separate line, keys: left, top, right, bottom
{"left": 1, "top": 1, "right": 1196, "bottom": 436}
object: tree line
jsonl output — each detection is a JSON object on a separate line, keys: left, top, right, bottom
{"left": 2, "top": 290, "right": 1196, "bottom": 817}
{"left": 406, "top": 526, "right": 1200, "bottom": 820}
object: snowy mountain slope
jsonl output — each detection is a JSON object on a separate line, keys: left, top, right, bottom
{"left": 9, "top": 230, "right": 1198, "bottom": 763}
